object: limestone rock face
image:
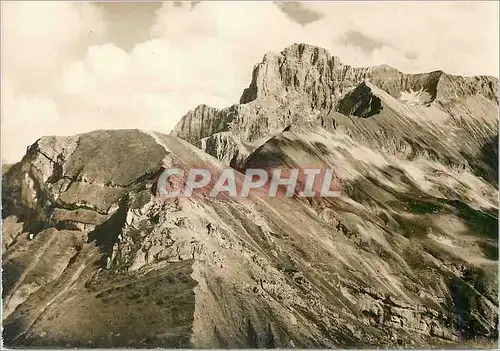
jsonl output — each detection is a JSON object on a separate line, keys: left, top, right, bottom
{"left": 239, "top": 45, "right": 497, "bottom": 106}
{"left": 171, "top": 105, "right": 232, "bottom": 144}
{"left": 239, "top": 44, "right": 356, "bottom": 107}
{"left": 172, "top": 43, "right": 498, "bottom": 167}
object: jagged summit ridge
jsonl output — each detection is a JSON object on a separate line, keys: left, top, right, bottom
{"left": 172, "top": 43, "right": 498, "bottom": 169}
{"left": 240, "top": 43, "right": 498, "bottom": 105}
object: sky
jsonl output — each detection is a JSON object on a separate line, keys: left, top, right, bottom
{"left": 1, "top": 1, "right": 499, "bottom": 163}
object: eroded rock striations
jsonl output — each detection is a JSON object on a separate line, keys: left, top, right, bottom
{"left": 2, "top": 43, "right": 498, "bottom": 348}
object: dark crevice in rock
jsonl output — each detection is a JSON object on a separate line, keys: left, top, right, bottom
{"left": 87, "top": 195, "right": 129, "bottom": 261}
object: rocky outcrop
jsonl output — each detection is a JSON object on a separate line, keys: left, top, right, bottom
{"left": 240, "top": 45, "right": 497, "bottom": 106}
{"left": 336, "top": 81, "right": 384, "bottom": 118}
{"left": 171, "top": 105, "right": 233, "bottom": 144}
{"left": 239, "top": 44, "right": 358, "bottom": 107}
{"left": 172, "top": 43, "right": 498, "bottom": 168}
{"left": 2, "top": 130, "right": 167, "bottom": 234}
{"left": 196, "top": 132, "right": 239, "bottom": 165}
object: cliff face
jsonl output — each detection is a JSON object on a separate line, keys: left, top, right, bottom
{"left": 172, "top": 43, "right": 498, "bottom": 168}
{"left": 239, "top": 44, "right": 357, "bottom": 107}
{"left": 171, "top": 105, "right": 232, "bottom": 144}
{"left": 240, "top": 45, "right": 498, "bottom": 106}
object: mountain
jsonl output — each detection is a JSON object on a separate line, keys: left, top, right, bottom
{"left": 172, "top": 43, "right": 498, "bottom": 174}
{"left": 2, "top": 43, "right": 498, "bottom": 348}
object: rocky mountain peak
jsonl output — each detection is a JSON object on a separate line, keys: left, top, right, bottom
{"left": 172, "top": 43, "right": 498, "bottom": 170}
{"left": 239, "top": 43, "right": 498, "bottom": 106}
{"left": 239, "top": 43, "right": 351, "bottom": 106}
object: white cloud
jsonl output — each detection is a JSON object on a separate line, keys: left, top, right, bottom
{"left": 2, "top": 87, "right": 62, "bottom": 162}
{"left": 1, "top": 1, "right": 105, "bottom": 93}
{"left": 1, "top": 1, "right": 498, "bottom": 163}
{"left": 1, "top": 1, "right": 105, "bottom": 162}
{"left": 45, "top": 2, "right": 307, "bottom": 152}
{"left": 303, "top": 2, "right": 499, "bottom": 76}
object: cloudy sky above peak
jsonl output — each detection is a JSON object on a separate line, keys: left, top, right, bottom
{"left": 2, "top": 1, "right": 498, "bottom": 162}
